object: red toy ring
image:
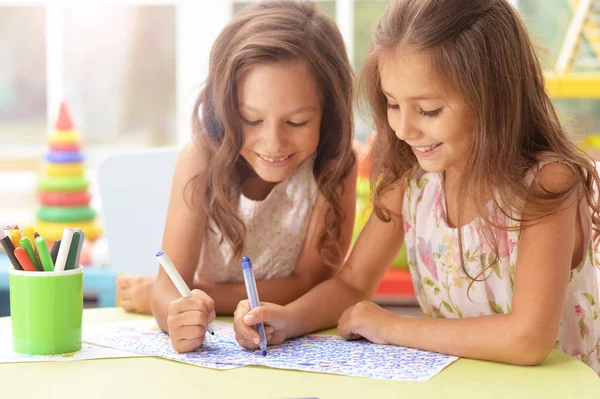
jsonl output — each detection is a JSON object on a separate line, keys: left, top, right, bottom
{"left": 39, "top": 190, "right": 91, "bottom": 206}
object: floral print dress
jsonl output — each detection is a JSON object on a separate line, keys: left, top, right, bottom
{"left": 402, "top": 161, "right": 600, "bottom": 375}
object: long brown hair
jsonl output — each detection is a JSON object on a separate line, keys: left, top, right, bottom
{"left": 359, "top": 0, "right": 600, "bottom": 281}
{"left": 188, "top": 0, "right": 355, "bottom": 267}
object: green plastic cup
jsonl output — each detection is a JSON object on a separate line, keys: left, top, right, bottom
{"left": 9, "top": 266, "right": 83, "bottom": 355}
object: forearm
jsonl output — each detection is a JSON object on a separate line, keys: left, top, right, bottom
{"left": 284, "top": 276, "right": 365, "bottom": 339}
{"left": 387, "top": 313, "right": 553, "bottom": 365}
{"left": 194, "top": 275, "right": 315, "bottom": 315}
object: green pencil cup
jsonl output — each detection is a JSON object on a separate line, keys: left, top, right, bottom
{"left": 9, "top": 266, "right": 83, "bottom": 355}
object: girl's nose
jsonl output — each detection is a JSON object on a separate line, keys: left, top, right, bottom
{"left": 391, "top": 113, "right": 420, "bottom": 141}
{"left": 262, "top": 123, "right": 284, "bottom": 152}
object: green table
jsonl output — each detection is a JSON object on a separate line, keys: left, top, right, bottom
{"left": 0, "top": 308, "right": 597, "bottom": 398}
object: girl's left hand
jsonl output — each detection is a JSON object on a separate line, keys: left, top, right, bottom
{"left": 337, "top": 301, "right": 398, "bottom": 345}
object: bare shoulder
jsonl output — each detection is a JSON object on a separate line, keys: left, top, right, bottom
{"left": 175, "top": 139, "right": 210, "bottom": 182}
{"left": 378, "top": 169, "right": 412, "bottom": 213}
{"left": 533, "top": 161, "right": 576, "bottom": 195}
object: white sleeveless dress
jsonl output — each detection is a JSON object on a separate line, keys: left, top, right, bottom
{"left": 195, "top": 155, "right": 318, "bottom": 283}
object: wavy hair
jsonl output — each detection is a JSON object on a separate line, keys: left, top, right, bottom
{"left": 358, "top": 0, "right": 600, "bottom": 284}
{"left": 188, "top": 1, "right": 355, "bottom": 267}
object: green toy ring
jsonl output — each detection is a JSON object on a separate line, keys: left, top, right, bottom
{"left": 37, "top": 206, "right": 97, "bottom": 223}
{"left": 39, "top": 176, "right": 89, "bottom": 192}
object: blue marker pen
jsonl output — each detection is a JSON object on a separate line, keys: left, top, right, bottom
{"left": 241, "top": 256, "right": 267, "bottom": 356}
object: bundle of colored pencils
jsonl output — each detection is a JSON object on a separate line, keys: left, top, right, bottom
{"left": 0, "top": 224, "right": 84, "bottom": 272}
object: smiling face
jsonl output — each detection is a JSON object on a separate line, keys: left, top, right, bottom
{"left": 237, "top": 60, "right": 322, "bottom": 184}
{"left": 379, "top": 49, "right": 474, "bottom": 178}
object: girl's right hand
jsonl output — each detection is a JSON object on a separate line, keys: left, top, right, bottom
{"left": 167, "top": 289, "right": 215, "bottom": 353}
{"left": 233, "top": 300, "right": 289, "bottom": 348}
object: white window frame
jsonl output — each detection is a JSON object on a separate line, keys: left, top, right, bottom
{"left": 0, "top": 0, "right": 233, "bottom": 147}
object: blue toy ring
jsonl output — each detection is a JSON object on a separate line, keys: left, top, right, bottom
{"left": 46, "top": 150, "right": 84, "bottom": 163}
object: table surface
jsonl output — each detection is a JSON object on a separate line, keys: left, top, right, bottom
{"left": 0, "top": 308, "right": 598, "bottom": 399}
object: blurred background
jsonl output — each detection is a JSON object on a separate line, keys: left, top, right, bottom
{"left": 1, "top": 0, "right": 598, "bottom": 176}
{"left": 2, "top": 1, "right": 597, "bottom": 161}
{"left": 0, "top": 0, "right": 598, "bottom": 313}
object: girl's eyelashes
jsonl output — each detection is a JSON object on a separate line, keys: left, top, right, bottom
{"left": 287, "top": 121, "right": 309, "bottom": 127}
{"left": 386, "top": 103, "right": 442, "bottom": 118}
{"left": 242, "top": 118, "right": 262, "bottom": 126}
{"left": 420, "top": 108, "right": 443, "bottom": 118}
{"left": 241, "top": 118, "right": 309, "bottom": 128}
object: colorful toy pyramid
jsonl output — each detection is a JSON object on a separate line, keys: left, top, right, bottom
{"left": 35, "top": 101, "right": 102, "bottom": 242}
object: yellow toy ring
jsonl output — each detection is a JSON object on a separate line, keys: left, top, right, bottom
{"left": 44, "top": 163, "right": 85, "bottom": 177}
{"left": 49, "top": 131, "right": 80, "bottom": 145}
{"left": 35, "top": 220, "right": 102, "bottom": 242}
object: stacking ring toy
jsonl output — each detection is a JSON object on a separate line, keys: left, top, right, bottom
{"left": 49, "top": 131, "right": 80, "bottom": 145}
{"left": 39, "top": 176, "right": 89, "bottom": 192}
{"left": 49, "top": 142, "right": 81, "bottom": 152}
{"left": 37, "top": 206, "right": 96, "bottom": 222}
{"left": 39, "top": 191, "right": 91, "bottom": 206}
{"left": 46, "top": 151, "right": 84, "bottom": 163}
{"left": 35, "top": 220, "right": 102, "bottom": 242}
{"left": 44, "top": 163, "right": 85, "bottom": 177}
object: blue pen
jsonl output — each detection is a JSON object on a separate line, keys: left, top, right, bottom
{"left": 241, "top": 256, "right": 267, "bottom": 356}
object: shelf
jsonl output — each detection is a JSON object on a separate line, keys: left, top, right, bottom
{"left": 545, "top": 72, "right": 600, "bottom": 98}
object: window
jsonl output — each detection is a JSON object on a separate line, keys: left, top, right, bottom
{"left": 0, "top": 7, "right": 46, "bottom": 152}
{"left": 0, "top": 1, "right": 224, "bottom": 228}
{"left": 0, "top": 4, "right": 177, "bottom": 169}
{"left": 353, "top": 0, "right": 387, "bottom": 71}
{"left": 520, "top": 0, "right": 600, "bottom": 141}
{"left": 63, "top": 6, "right": 176, "bottom": 148}
{"left": 2, "top": 0, "right": 597, "bottom": 163}
{"left": 353, "top": 0, "right": 388, "bottom": 141}
{"left": 233, "top": 1, "right": 335, "bottom": 17}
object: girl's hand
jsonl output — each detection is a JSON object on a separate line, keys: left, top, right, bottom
{"left": 337, "top": 301, "right": 397, "bottom": 345}
{"left": 117, "top": 275, "right": 155, "bottom": 315}
{"left": 233, "top": 300, "right": 289, "bottom": 348}
{"left": 167, "top": 289, "right": 216, "bottom": 353}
